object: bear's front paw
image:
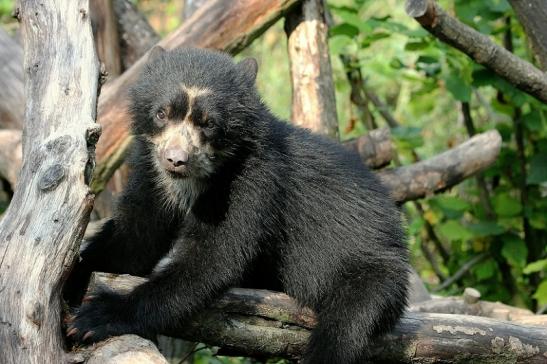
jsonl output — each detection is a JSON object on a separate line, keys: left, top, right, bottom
{"left": 67, "top": 289, "right": 137, "bottom": 345}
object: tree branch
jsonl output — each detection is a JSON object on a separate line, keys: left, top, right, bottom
{"left": 509, "top": 0, "right": 547, "bottom": 70}
{"left": 378, "top": 130, "right": 502, "bottom": 203}
{"left": 92, "top": 273, "right": 547, "bottom": 363}
{"left": 405, "top": 0, "right": 547, "bottom": 103}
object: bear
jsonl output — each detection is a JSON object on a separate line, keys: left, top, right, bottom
{"left": 67, "top": 47, "right": 409, "bottom": 364}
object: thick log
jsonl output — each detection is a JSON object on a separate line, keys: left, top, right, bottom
{"left": 92, "top": 0, "right": 301, "bottom": 193}
{"left": 509, "top": 0, "right": 547, "bottom": 70}
{"left": 378, "top": 130, "right": 502, "bottom": 203}
{"left": 405, "top": 0, "right": 547, "bottom": 103}
{"left": 71, "top": 335, "right": 168, "bottom": 364}
{"left": 113, "top": 0, "right": 160, "bottom": 70}
{"left": 343, "top": 127, "right": 393, "bottom": 168}
{"left": 285, "top": 0, "right": 339, "bottom": 139}
{"left": 0, "top": 1, "right": 99, "bottom": 362}
{"left": 0, "top": 28, "right": 24, "bottom": 129}
{"left": 92, "top": 273, "right": 547, "bottom": 363}
{"left": 410, "top": 297, "right": 547, "bottom": 327}
{"left": 91, "top": 0, "right": 123, "bottom": 78}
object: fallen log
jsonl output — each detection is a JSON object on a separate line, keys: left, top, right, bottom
{"left": 378, "top": 130, "right": 502, "bottom": 202}
{"left": 92, "top": 273, "right": 547, "bottom": 363}
{"left": 405, "top": 0, "right": 547, "bottom": 103}
{"left": 0, "top": 0, "right": 100, "bottom": 362}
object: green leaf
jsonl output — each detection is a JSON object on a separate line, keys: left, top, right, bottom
{"left": 405, "top": 40, "right": 430, "bottom": 51}
{"left": 467, "top": 222, "right": 505, "bottom": 237}
{"left": 433, "top": 196, "right": 471, "bottom": 211}
{"left": 473, "top": 259, "right": 497, "bottom": 280}
{"left": 438, "top": 220, "right": 473, "bottom": 241}
{"left": 493, "top": 193, "right": 522, "bottom": 217}
{"left": 330, "top": 23, "right": 359, "bottom": 38}
{"left": 533, "top": 280, "right": 547, "bottom": 305}
{"left": 444, "top": 74, "right": 472, "bottom": 102}
{"left": 501, "top": 234, "right": 528, "bottom": 268}
{"left": 527, "top": 153, "right": 547, "bottom": 185}
{"left": 523, "top": 259, "right": 547, "bottom": 275}
{"left": 329, "top": 35, "right": 354, "bottom": 55}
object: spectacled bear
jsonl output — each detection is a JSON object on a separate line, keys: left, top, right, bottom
{"left": 67, "top": 47, "right": 409, "bottom": 363}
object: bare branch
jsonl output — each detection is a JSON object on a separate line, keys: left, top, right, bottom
{"left": 405, "top": 0, "right": 547, "bottom": 103}
{"left": 509, "top": 0, "right": 547, "bottom": 70}
{"left": 378, "top": 130, "right": 502, "bottom": 203}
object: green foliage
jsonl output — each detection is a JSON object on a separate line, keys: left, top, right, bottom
{"left": 326, "top": 0, "right": 546, "bottom": 309}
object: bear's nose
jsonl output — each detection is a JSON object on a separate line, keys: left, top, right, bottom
{"left": 165, "top": 148, "right": 189, "bottom": 167}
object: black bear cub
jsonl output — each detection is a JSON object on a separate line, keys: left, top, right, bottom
{"left": 68, "top": 47, "right": 409, "bottom": 363}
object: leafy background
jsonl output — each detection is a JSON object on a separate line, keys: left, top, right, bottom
{"left": 1, "top": 0, "right": 546, "bottom": 362}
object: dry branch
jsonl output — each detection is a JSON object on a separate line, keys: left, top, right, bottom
{"left": 509, "top": 0, "right": 547, "bottom": 70}
{"left": 93, "top": 0, "right": 301, "bottom": 193}
{"left": 93, "top": 273, "right": 547, "bottom": 363}
{"left": 343, "top": 127, "right": 393, "bottom": 168}
{"left": 405, "top": 0, "right": 547, "bottom": 103}
{"left": 113, "top": 0, "right": 160, "bottom": 70}
{"left": 285, "top": 0, "right": 339, "bottom": 139}
{"left": 71, "top": 335, "right": 168, "bottom": 364}
{"left": 378, "top": 130, "right": 502, "bottom": 203}
{"left": 0, "top": 1, "right": 99, "bottom": 362}
{"left": 0, "top": 28, "right": 24, "bottom": 129}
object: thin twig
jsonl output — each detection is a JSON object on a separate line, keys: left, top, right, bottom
{"left": 434, "top": 253, "right": 488, "bottom": 292}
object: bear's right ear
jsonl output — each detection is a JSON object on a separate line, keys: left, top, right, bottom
{"left": 237, "top": 58, "right": 258, "bottom": 84}
{"left": 148, "top": 46, "right": 166, "bottom": 62}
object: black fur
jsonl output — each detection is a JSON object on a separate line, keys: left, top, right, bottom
{"left": 67, "top": 48, "right": 409, "bottom": 363}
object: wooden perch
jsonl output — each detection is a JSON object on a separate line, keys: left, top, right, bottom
{"left": 285, "top": 0, "right": 339, "bottom": 139}
{"left": 93, "top": 273, "right": 547, "bottom": 363}
{"left": 71, "top": 335, "right": 168, "bottom": 364}
{"left": 343, "top": 127, "right": 393, "bottom": 168}
{"left": 93, "top": 0, "right": 301, "bottom": 193}
{"left": 378, "top": 130, "right": 502, "bottom": 202}
{"left": 0, "top": 28, "right": 24, "bottom": 129}
{"left": 0, "top": 1, "right": 99, "bottom": 362}
{"left": 405, "top": 0, "right": 547, "bottom": 103}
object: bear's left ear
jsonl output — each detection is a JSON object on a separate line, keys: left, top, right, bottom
{"left": 237, "top": 58, "right": 258, "bottom": 84}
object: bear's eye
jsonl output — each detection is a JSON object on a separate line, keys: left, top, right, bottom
{"left": 156, "top": 109, "right": 166, "bottom": 121}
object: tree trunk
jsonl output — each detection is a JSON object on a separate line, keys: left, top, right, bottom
{"left": 0, "top": 1, "right": 99, "bottom": 362}
{"left": 92, "top": 0, "right": 301, "bottom": 193}
{"left": 93, "top": 273, "right": 547, "bottom": 363}
{"left": 509, "top": 0, "right": 547, "bottom": 70}
{"left": 90, "top": 0, "right": 123, "bottom": 79}
{"left": 285, "top": 0, "right": 339, "bottom": 139}
{"left": 0, "top": 28, "right": 24, "bottom": 129}
{"left": 113, "top": 0, "right": 160, "bottom": 70}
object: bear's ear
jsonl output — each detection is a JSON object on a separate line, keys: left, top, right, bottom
{"left": 148, "top": 46, "right": 166, "bottom": 62}
{"left": 237, "top": 58, "right": 258, "bottom": 84}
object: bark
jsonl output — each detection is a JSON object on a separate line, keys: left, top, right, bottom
{"left": 70, "top": 335, "right": 168, "bottom": 364}
{"left": 92, "top": 273, "right": 547, "bottom": 363}
{"left": 285, "top": 0, "right": 339, "bottom": 139}
{"left": 113, "top": 0, "right": 160, "bottom": 70}
{"left": 92, "top": 0, "right": 301, "bottom": 193}
{"left": 509, "top": 0, "right": 547, "bottom": 70}
{"left": 91, "top": 0, "right": 122, "bottom": 79}
{"left": 378, "top": 130, "right": 502, "bottom": 203}
{"left": 343, "top": 127, "right": 393, "bottom": 168}
{"left": 0, "top": 28, "right": 24, "bottom": 129}
{"left": 0, "top": 1, "right": 99, "bottom": 363}
{"left": 182, "top": 0, "right": 209, "bottom": 21}
{"left": 405, "top": 0, "right": 547, "bottom": 103}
